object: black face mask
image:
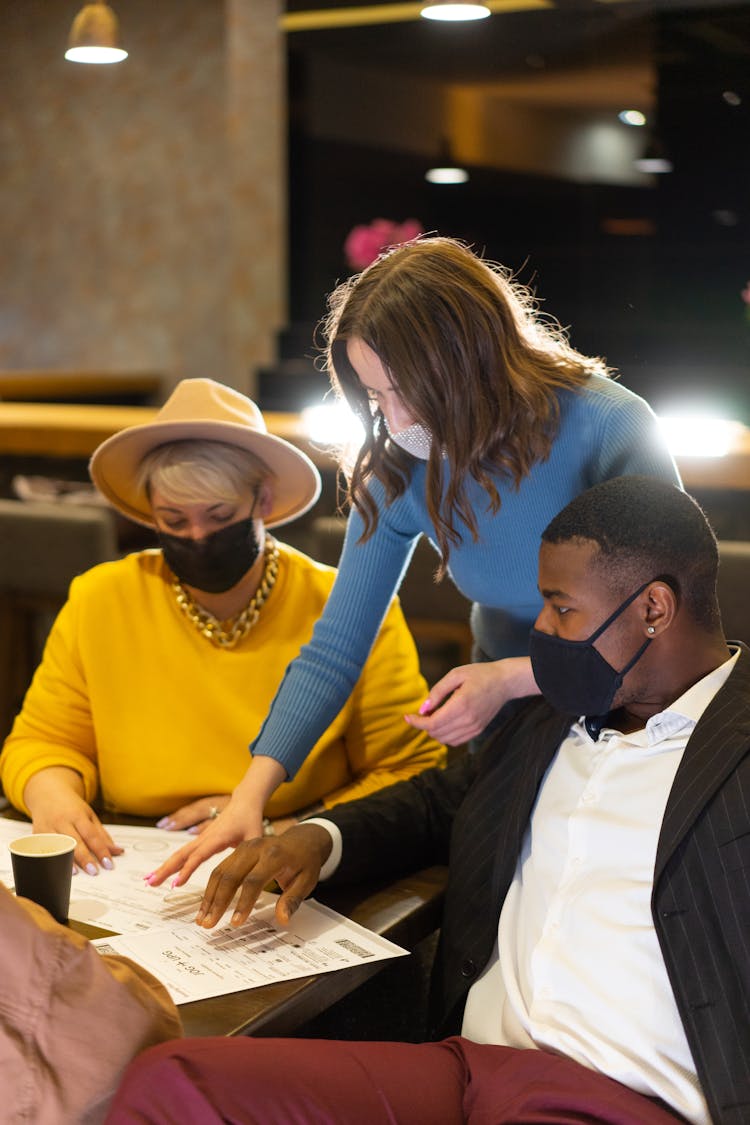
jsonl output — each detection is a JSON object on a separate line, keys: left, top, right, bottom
{"left": 528, "top": 579, "right": 654, "bottom": 718}
{"left": 158, "top": 515, "right": 262, "bottom": 594}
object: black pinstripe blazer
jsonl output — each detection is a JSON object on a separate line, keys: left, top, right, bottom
{"left": 326, "top": 642, "right": 750, "bottom": 1125}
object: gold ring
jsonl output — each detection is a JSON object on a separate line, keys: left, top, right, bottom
{"left": 208, "top": 806, "right": 219, "bottom": 820}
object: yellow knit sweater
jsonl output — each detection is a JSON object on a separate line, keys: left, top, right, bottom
{"left": 1, "top": 542, "right": 444, "bottom": 819}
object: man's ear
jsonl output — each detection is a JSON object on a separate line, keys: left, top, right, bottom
{"left": 643, "top": 582, "right": 677, "bottom": 637}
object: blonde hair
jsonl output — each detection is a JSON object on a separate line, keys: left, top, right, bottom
{"left": 137, "top": 440, "right": 270, "bottom": 510}
{"left": 323, "top": 235, "right": 611, "bottom": 570}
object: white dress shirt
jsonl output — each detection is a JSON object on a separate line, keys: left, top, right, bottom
{"left": 462, "top": 649, "right": 739, "bottom": 1124}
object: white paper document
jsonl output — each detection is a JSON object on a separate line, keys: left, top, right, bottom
{"left": 2, "top": 818, "right": 407, "bottom": 1005}
{"left": 94, "top": 890, "right": 407, "bottom": 1004}
{"left": 0, "top": 818, "right": 232, "bottom": 934}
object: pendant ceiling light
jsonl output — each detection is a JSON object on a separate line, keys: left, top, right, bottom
{"left": 65, "top": 1, "right": 128, "bottom": 64}
{"left": 425, "top": 138, "right": 469, "bottom": 183}
{"left": 420, "top": 0, "right": 491, "bottom": 19}
{"left": 633, "top": 136, "right": 673, "bottom": 175}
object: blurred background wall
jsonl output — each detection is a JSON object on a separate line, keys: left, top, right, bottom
{"left": 0, "top": 0, "right": 748, "bottom": 421}
{"left": 0, "top": 0, "right": 285, "bottom": 390}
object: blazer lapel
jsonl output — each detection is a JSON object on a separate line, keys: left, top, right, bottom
{"left": 655, "top": 643, "right": 750, "bottom": 881}
{"left": 489, "top": 705, "right": 572, "bottom": 906}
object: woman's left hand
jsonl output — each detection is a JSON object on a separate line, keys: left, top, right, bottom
{"left": 404, "top": 656, "right": 540, "bottom": 745}
{"left": 156, "top": 795, "right": 231, "bottom": 834}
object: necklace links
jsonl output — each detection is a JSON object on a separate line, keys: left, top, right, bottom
{"left": 171, "top": 538, "right": 280, "bottom": 649}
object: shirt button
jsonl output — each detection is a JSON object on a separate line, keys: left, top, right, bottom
{"left": 460, "top": 958, "right": 477, "bottom": 979}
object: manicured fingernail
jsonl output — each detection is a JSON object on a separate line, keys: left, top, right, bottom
{"left": 170, "top": 876, "right": 180, "bottom": 889}
{"left": 72, "top": 865, "right": 79, "bottom": 876}
{"left": 101, "top": 857, "right": 114, "bottom": 870}
{"left": 419, "top": 701, "right": 431, "bottom": 715}
{"left": 156, "top": 817, "right": 170, "bottom": 828}
{"left": 85, "top": 862, "right": 98, "bottom": 876}
{"left": 187, "top": 825, "right": 200, "bottom": 835}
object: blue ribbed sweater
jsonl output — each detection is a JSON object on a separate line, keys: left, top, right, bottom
{"left": 252, "top": 375, "right": 681, "bottom": 777}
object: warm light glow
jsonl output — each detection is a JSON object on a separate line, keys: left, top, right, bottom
{"left": 302, "top": 402, "right": 365, "bottom": 449}
{"left": 425, "top": 166, "right": 469, "bottom": 184}
{"left": 618, "top": 109, "right": 646, "bottom": 127}
{"left": 420, "top": 1, "right": 490, "bottom": 19}
{"left": 658, "top": 414, "right": 745, "bottom": 458}
{"left": 65, "top": 2, "right": 127, "bottom": 65}
{"left": 65, "top": 45, "right": 128, "bottom": 63}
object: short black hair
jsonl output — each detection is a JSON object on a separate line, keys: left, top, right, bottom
{"left": 542, "top": 476, "right": 720, "bottom": 630}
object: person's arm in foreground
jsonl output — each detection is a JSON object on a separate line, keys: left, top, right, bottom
{"left": 0, "top": 883, "right": 181, "bottom": 1123}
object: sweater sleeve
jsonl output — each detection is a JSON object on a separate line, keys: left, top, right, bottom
{"left": 250, "top": 490, "right": 421, "bottom": 779}
{"left": 1, "top": 580, "right": 100, "bottom": 815}
{"left": 321, "top": 596, "right": 446, "bottom": 808}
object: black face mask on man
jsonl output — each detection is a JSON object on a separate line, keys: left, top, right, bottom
{"left": 528, "top": 578, "right": 655, "bottom": 718}
{"left": 158, "top": 515, "right": 262, "bottom": 594}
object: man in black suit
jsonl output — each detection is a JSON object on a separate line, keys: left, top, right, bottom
{"left": 108, "top": 476, "right": 749, "bottom": 1125}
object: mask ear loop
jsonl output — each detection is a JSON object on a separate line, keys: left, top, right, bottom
{"left": 584, "top": 577, "right": 656, "bottom": 688}
{"left": 585, "top": 578, "right": 654, "bottom": 644}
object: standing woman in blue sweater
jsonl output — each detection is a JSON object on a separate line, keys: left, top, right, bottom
{"left": 151, "top": 236, "right": 681, "bottom": 892}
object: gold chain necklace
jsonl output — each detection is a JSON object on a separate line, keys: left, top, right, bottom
{"left": 171, "top": 538, "right": 280, "bottom": 649}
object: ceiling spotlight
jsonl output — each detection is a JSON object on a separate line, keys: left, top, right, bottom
{"left": 425, "top": 165, "right": 469, "bottom": 184}
{"left": 634, "top": 137, "right": 673, "bottom": 175}
{"left": 618, "top": 109, "right": 647, "bottom": 127}
{"left": 65, "top": 1, "right": 128, "bottom": 64}
{"left": 420, "top": 0, "right": 491, "bottom": 21}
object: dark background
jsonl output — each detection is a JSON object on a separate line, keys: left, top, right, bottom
{"left": 279, "top": 2, "right": 750, "bottom": 422}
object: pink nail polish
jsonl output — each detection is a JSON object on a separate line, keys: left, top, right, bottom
{"left": 419, "top": 701, "right": 431, "bottom": 715}
{"left": 170, "top": 876, "right": 180, "bottom": 889}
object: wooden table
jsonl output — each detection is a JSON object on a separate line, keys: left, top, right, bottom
{"left": 1, "top": 803, "right": 446, "bottom": 1040}
{"left": 0, "top": 403, "right": 337, "bottom": 471}
{"left": 0, "top": 371, "right": 164, "bottom": 404}
{"left": 176, "top": 866, "right": 446, "bottom": 1038}
{"left": 69, "top": 860, "right": 447, "bottom": 1039}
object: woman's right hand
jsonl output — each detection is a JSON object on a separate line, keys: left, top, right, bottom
{"left": 145, "top": 756, "right": 288, "bottom": 889}
{"left": 23, "top": 768, "right": 124, "bottom": 874}
{"left": 404, "top": 656, "right": 539, "bottom": 745}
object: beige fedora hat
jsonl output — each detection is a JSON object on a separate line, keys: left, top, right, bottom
{"left": 89, "top": 378, "right": 321, "bottom": 528}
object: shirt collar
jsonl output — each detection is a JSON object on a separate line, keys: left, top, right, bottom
{"left": 578, "top": 646, "right": 740, "bottom": 745}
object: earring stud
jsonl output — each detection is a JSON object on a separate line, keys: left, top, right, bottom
{"left": 647, "top": 625, "right": 655, "bottom": 635}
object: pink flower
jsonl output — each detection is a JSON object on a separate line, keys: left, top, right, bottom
{"left": 344, "top": 218, "right": 424, "bottom": 271}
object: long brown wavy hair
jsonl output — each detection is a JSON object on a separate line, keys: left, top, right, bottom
{"left": 322, "top": 236, "right": 611, "bottom": 571}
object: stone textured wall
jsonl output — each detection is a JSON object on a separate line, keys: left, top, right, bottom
{"left": 0, "top": 0, "right": 285, "bottom": 393}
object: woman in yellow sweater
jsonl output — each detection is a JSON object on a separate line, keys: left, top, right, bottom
{"left": 0, "top": 379, "right": 444, "bottom": 874}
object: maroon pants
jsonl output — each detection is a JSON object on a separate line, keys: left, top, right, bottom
{"left": 106, "top": 1036, "right": 685, "bottom": 1125}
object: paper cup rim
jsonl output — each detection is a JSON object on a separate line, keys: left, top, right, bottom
{"left": 9, "top": 833, "right": 77, "bottom": 857}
